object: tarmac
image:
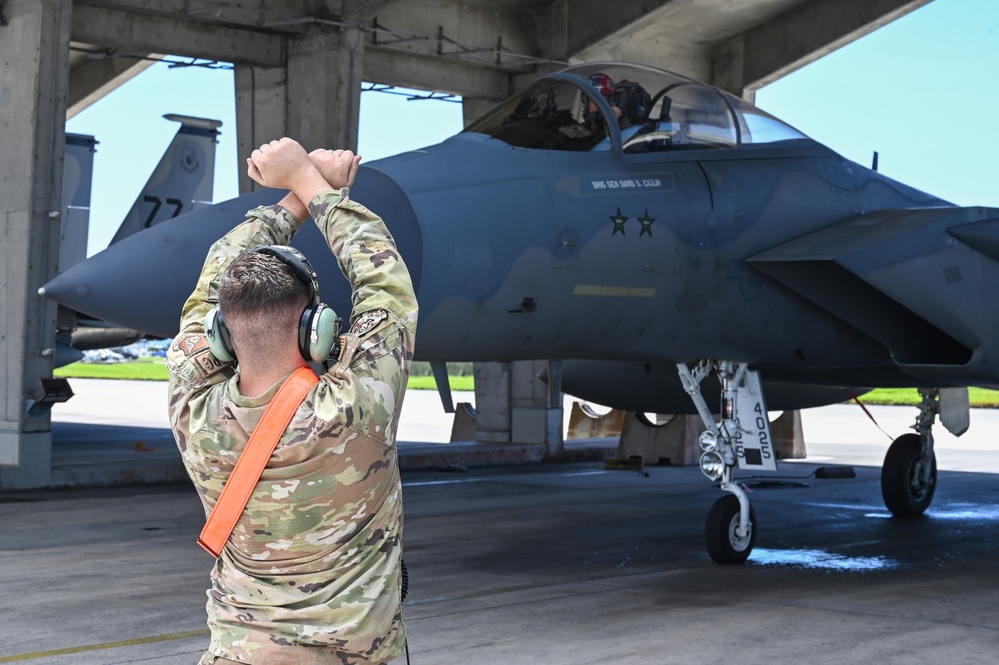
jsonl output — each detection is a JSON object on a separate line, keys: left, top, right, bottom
{"left": 2, "top": 379, "right": 999, "bottom": 663}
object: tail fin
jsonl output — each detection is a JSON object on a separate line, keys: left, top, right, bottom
{"left": 108, "top": 114, "right": 222, "bottom": 245}
{"left": 60, "top": 133, "right": 98, "bottom": 272}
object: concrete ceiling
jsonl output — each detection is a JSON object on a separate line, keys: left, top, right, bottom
{"left": 67, "top": 0, "right": 933, "bottom": 115}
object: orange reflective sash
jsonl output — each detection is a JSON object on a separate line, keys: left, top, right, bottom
{"left": 198, "top": 366, "right": 319, "bottom": 557}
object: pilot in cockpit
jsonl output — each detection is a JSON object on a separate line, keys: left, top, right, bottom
{"left": 585, "top": 73, "right": 651, "bottom": 150}
{"left": 584, "top": 73, "right": 627, "bottom": 130}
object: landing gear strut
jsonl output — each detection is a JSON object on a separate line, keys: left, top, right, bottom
{"left": 881, "top": 389, "right": 938, "bottom": 516}
{"left": 678, "top": 361, "right": 776, "bottom": 564}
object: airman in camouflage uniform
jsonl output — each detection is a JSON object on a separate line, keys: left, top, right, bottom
{"left": 167, "top": 141, "right": 417, "bottom": 664}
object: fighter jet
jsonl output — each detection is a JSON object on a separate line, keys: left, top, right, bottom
{"left": 51, "top": 114, "right": 221, "bottom": 366}
{"left": 43, "top": 62, "right": 999, "bottom": 563}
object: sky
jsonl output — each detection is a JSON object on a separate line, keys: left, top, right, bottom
{"left": 66, "top": 0, "right": 998, "bottom": 256}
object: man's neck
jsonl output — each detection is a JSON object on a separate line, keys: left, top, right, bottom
{"left": 238, "top": 360, "right": 309, "bottom": 399}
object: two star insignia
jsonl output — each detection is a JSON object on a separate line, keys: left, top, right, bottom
{"left": 610, "top": 207, "right": 655, "bottom": 237}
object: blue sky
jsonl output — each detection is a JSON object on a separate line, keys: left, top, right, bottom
{"left": 66, "top": 0, "right": 998, "bottom": 255}
{"left": 756, "top": 0, "right": 999, "bottom": 208}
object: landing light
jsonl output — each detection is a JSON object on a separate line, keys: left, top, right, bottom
{"left": 698, "top": 430, "right": 718, "bottom": 451}
{"left": 699, "top": 450, "right": 725, "bottom": 480}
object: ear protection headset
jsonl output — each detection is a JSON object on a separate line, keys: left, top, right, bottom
{"left": 204, "top": 245, "right": 340, "bottom": 364}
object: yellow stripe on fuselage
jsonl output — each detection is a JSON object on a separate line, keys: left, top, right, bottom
{"left": 573, "top": 285, "right": 657, "bottom": 298}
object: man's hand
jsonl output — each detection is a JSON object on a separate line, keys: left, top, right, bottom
{"left": 309, "top": 149, "right": 362, "bottom": 189}
{"left": 246, "top": 138, "right": 322, "bottom": 190}
{"left": 247, "top": 138, "right": 331, "bottom": 204}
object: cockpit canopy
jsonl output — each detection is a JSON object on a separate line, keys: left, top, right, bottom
{"left": 464, "top": 62, "right": 807, "bottom": 153}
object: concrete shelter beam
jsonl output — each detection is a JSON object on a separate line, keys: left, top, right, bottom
{"left": 343, "top": 0, "right": 397, "bottom": 21}
{"left": 71, "top": 3, "right": 285, "bottom": 67}
{"left": 72, "top": 0, "right": 320, "bottom": 31}
{"left": 538, "top": 0, "right": 674, "bottom": 61}
{"left": 365, "top": 47, "right": 511, "bottom": 100}
{"left": 368, "top": 0, "right": 537, "bottom": 69}
{"left": 67, "top": 52, "right": 158, "bottom": 118}
{"left": 712, "top": 0, "right": 933, "bottom": 98}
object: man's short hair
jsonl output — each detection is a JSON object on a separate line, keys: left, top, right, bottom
{"left": 219, "top": 252, "right": 310, "bottom": 334}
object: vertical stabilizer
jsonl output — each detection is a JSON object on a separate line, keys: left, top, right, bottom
{"left": 60, "top": 133, "right": 97, "bottom": 272}
{"left": 109, "top": 114, "right": 221, "bottom": 245}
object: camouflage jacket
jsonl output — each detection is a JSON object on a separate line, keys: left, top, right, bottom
{"left": 167, "top": 189, "right": 418, "bottom": 665}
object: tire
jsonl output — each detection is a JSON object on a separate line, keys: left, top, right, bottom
{"left": 881, "top": 433, "right": 937, "bottom": 516}
{"left": 705, "top": 494, "right": 756, "bottom": 564}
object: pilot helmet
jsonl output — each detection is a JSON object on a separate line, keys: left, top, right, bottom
{"left": 587, "top": 73, "right": 616, "bottom": 99}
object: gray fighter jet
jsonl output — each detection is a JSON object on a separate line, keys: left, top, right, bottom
{"left": 52, "top": 114, "right": 221, "bottom": 366}
{"left": 42, "top": 63, "right": 999, "bottom": 563}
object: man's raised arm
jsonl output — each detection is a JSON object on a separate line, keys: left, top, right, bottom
{"left": 306, "top": 151, "right": 417, "bottom": 336}
{"left": 177, "top": 139, "right": 355, "bottom": 339}
{"left": 245, "top": 142, "right": 417, "bottom": 334}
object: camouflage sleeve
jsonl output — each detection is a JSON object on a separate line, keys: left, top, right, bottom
{"left": 308, "top": 189, "right": 419, "bottom": 444}
{"left": 167, "top": 204, "right": 303, "bottom": 406}
{"left": 309, "top": 188, "right": 418, "bottom": 331}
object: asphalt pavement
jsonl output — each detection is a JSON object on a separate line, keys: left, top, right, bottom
{"left": 1, "top": 380, "right": 998, "bottom": 663}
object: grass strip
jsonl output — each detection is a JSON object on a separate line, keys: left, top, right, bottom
{"left": 55, "top": 359, "right": 476, "bottom": 391}
{"left": 54, "top": 357, "right": 169, "bottom": 381}
{"left": 52, "top": 362, "right": 999, "bottom": 406}
{"left": 859, "top": 387, "right": 999, "bottom": 408}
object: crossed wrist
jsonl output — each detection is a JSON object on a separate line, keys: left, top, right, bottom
{"left": 291, "top": 170, "right": 333, "bottom": 204}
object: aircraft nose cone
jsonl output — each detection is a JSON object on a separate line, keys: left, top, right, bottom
{"left": 40, "top": 167, "right": 423, "bottom": 340}
{"left": 38, "top": 277, "right": 86, "bottom": 300}
{"left": 41, "top": 189, "right": 284, "bottom": 338}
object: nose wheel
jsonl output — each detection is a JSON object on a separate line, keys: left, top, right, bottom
{"left": 881, "top": 432, "right": 937, "bottom": 516}
{"left": 705, "top": 494, "right": 757, "bottom": 564}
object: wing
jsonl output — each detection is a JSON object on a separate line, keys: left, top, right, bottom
{"left": 748, "top": 207, "right": 999, "bottom": 388}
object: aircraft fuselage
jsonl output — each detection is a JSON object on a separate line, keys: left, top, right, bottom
{"left": 380, "top": 134, "right": 943, "bottom": 375}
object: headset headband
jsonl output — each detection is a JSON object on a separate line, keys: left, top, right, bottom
{"left": 248, "top": 244, "right": 320, "bottom": 306}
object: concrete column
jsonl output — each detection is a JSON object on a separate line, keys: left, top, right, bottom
{"left": 473, "top": 362, "right": 512, "bottom": 444}
{"left": 0, "top": 0, "right": 72, "bottom": 488}
{"left": 234, "top": 26, "right": 364, "bottom": 195}
{"left": 234, "top": 65, "right": 288, "bottom": 194}
{"left": 711, "top": 36, "right": 756, "bottom": 103}
{"left": 287, "top": 26, "right": 364, "bottom": 152}
{"left": 473, "top": 361, "right": 564, "bottom": 456}
{"left": 511, "top": 360, "right": 564, "bottom": 457}
{"left": 461, "top": 98, "right": 496, "bottom": 127}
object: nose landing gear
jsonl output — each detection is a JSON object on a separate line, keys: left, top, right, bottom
{"left": 678, "top": 360, "right": 776, "bottom": 564}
